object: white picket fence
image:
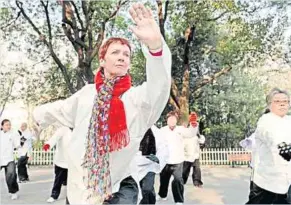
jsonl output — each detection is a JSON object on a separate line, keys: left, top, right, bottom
{"left": 200, "top": 148, "right": 251, "bottom": 166}
{"left": 15, "top": 148, "right": 251, "bottom": 166}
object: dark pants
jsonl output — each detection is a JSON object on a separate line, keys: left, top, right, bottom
{"left": 18, "top": 156, "right": 29, "bottom": 181}
{"left": 66, "top": 197, "right": 70, "bottom": 205}
{"left": 287, "top": 185, "right": 291, "bottom": 204}
{"left": 66, "top": 176, "right": 139, "bottom": 205}
{"left": 182, "top": 159, "right": 203, "bottom": 186}
{"left": 158, "top": 163, "right": 184, "bottom": 203}
{"left": 248, "top": 180, "right": 256, "bottom": 202}
{"left": 1, "top": 161, "right": 19, "bottom": 194}
{"left": 246, "top": 182, "right": 287, "bottom": 204}
{"left": 140, "top": 172, "right": 156, "bottom": 204}
{"left": 103, "top": 176, "right": 138, "bottom": 204}
{"left": 51, "top": 165, "right": 68, "bottom": 200}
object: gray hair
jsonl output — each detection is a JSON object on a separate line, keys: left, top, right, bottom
{"left": 266, "top": 88, "right": 290, "bottom": 106}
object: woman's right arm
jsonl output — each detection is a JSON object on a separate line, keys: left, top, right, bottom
{"left": 33, "top": 85, "right": 90, "bottom": 129}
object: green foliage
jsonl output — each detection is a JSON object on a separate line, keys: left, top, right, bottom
{"left": 194, "top": 70, "right": 266, "bottom": 147}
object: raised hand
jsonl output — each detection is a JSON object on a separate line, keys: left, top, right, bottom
{"left": 189, "top": 112, "right": 198, "bottom": 127}
{"left": 129, "top": 3, "right": 162, "bottom": 51}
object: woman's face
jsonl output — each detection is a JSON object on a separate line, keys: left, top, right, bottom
{"left": 167, "top": 116, "right": 178, "bottom": 127}
{"left": 102, "top": 42, "right": 131, "bottom": 78}
{"left": 2, "top": 121, "right": 11, "bottom": 132}
{"left": 270, "top": 93, "right": 290, "bottom": 117}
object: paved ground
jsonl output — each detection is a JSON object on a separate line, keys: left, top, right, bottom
{"left": 1, "top": 166, "right": 251, "bottom": 204}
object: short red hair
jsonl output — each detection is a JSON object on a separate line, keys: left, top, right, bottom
{"left": 98, "top": 37, "right": 131, "bottom": 60}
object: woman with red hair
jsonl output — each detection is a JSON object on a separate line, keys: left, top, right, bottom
{"left": 33, "top": 3, "right": 171, "bottom": 205}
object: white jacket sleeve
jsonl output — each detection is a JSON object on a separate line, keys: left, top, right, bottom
{"left": 46, "top": 128, "right": 63, "bottom": 149}
{"left": 180, "top": 125, "right": 199, "bottom": 139}
{"left": 239, "top": 133, "right": 254, "bottom": 150}
{"left": 152, "top": 126, "right": 169, "bottom": 172}
{"left": 198, "top": 134, "right": 205, "bottom": 144}
{"left": 33, "top": 85, "right": 88, "bottom": 129}
{"left": 255, "top": 115, "right": 273, "bottom": 147}
{"left": 122, "top": 39, "right": 171, "bottom": 136}
{"left": 12, "top": 132, "right": 21, "bottom": 149}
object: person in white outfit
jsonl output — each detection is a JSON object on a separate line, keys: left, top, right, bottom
{"left": 33, "top": 3, "right": 171, "bottom": 204}
{"left": 182, "top": 112, "right": 205, "bottom": 187}
{"left": 17, "top": 135, "right": 32, "bottom": 182}
{"left": 17, "top": 122, "right": 36, "bottom": 182}
{"left": 240, "top": 109, "right": 270, "bottom": 203}
{"left": 246, "top": 88, "right": 291, "bottom": 204}
{"left": 0, "top": 119, "right": 20, "bottom": 200}
{"left": 157, "top": 111, "right": 198, "bottom": 205}
{"left": 43, "top": 126, "right": 72, "bottom": 203}
{"left": 105, "top": 125, "right": 168, "bottom": 205}
{"left": 19, "top": 123, "right": 36, "bottom": 152}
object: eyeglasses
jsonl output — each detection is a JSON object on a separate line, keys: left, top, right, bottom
{"left": 272, "top": 100, "right": 290, "bottom": 105}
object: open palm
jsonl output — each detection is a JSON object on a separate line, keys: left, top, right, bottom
{"left": 129, "top": 3, "right": 162, "bottom": 50}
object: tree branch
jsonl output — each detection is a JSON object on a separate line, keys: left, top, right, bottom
{"left": 206, "top": 11, "right": 228, "bottom": 21}
{"left": 71, "top": 1, "right": 85, "bottom": 30}
{"left": 180, "top": 68, "right": 190, "bottom": 102}
{"left": 169, "top": 96, "right": 180, "bottom": 110}
{"left": 61, "top": 23, "right": 78, "bottom": 49}
{"left": 164, "top": 0, "right": 169, "bottom": 24}
{"left": 84, "top": 1, "right": 93, "bottom": 51}
{"left": 40, "top": 0, "right": 52, "bottom": 43}
{"left": 194, "top": 66, "right": 232, "bottom": 91}
{"left": 156, "top": 0, "right": 165, "bottom": 39}
{"left": 104, "top": 0, "right": 128, "bottom": 23}
{"left": 0, "top": 11, "right": 21, "bottom": 30}
{"left": 170, "top": 78, "right": 180, "bottom": 109}
{"left": 0, "top": 79, "right": 15, "bottom": 118}
{"left": 90, "top": 0, "right": 127, "bottom": 61}
{"left": 16, "top": 0, "right": 75, "bottom": 93}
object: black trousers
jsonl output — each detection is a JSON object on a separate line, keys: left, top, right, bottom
{"left": 51, "top": 165, "right": 68, "bottom": 200}
{"left": 139, "top": 172, "right": 156, "bottom": 204}
{"left": 1, "top": 161, "right": 19, "bottom": 194}
{"left": 287, "top": 185, "right": 291, "bottom": 204}
{"left": 158, "top": 163, "right": 184, "bottom": 203}
{"left": 246, "top": 182, "right": 287, "bottom": 204}
{"left": 182, "top": 159, "right": 203, "bottom": 185}
{"left": 18, "top": 156, "right": 29, "bottom": 181}
{"left": 66, "top": 176, "right": 139, "bottom": 205}
{"left": 103, "top": 176, "right": 139, "bottom": 204}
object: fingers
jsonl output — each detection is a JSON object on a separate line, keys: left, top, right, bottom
{"left": 134, "top": 3, "right": 144, "bottom": 21}
{"left": 129, "top": 4, "right": 142, "bottom": 25}
{"left": 138, "top": 3, "right": 150, "bottom": 19}
{"left": 146, "top": 7, "right": 153, "bottom": 18}
{"left": 129, "top": 3, "right": 153, "bottom": 25}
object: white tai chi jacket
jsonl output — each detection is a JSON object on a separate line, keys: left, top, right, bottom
{"left": 33, "top": 40, "right": 171, "bottom": 204}
{"left": 45, "top": 127, "right": 72, "bottom": 169}
{"left": 253, "top": 113, "right": 291, "bottom": 194}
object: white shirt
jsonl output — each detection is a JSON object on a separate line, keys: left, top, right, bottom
{"left": 183, "top": 130, "right": 205, "bottom": 162}
{"left": 0, "top": 130, "right": 21, "bottom": 166}
{"left": 122, "top": 125, "right": 169, "bottom": 202}
{"left": 253, "top": 113, "right": 291, "bottom": 194}
{"left": 239, "top": 133, "right": 255, "bottom": 168}
{"left": 18, "top": 142, "right": 31, "bottom": 158}
{"left": 33, "top": 40, "right": 171, "bottom": 204}
{"left": 21, "top": 129, "right": 35, "bottom": 150}
{"left": 46, "top": 127, "right": 72, "bottom": 169}
{"left": 161, "top": 125, "right": 198, "bottom": 164}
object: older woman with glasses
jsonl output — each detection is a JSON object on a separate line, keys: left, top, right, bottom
{"left": 246, "top": 88, "right": 291, "bottom": 204}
